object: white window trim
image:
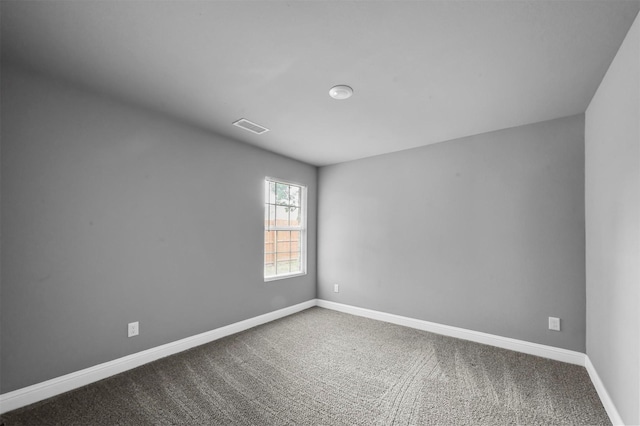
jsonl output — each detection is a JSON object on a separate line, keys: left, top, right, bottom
{"left": 264, "top": 177, "right": 307, "bottom": 282}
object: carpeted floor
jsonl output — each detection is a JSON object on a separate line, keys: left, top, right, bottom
{"left": 1, "top": 307, "right": 609, "bottom": 425}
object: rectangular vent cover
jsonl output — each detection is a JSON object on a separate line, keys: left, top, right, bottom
{"left": 232, "top": 118, "right": 270, "bottom": 135}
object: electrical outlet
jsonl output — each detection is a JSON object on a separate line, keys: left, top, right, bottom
{"left": 128, "top": 321, "right": 139, "bottom": 337}
{"left": 548, "top": 317, "right": 560, "bottom": 331}
{"left": 334, "top": 284, "right": 339, "bottom": 293}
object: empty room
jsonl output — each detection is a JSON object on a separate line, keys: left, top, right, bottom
{"left": 1, "top": 1, "right": 638, "bottom": 425}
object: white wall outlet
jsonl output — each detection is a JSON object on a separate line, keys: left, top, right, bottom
{"left": 548, "top": 317, "right": 560, "bottom": 331}
{"left": 128, "top": 321, "right": 139, "bottom": 337}
{"left": 334, "top": 284, "right": 339, "bottom": 293}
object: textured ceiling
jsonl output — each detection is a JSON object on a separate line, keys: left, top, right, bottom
{"left": 2, "top": 1, "right": 639, "bottom": 166}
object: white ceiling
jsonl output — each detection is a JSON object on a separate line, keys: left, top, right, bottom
{"left": 2, "top": 1, "right": 639, "bottom": 166}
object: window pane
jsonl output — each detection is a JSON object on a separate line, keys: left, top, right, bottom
{"left": 264, "top": 229, "right": 276, "bottom": 277}
{"left": 277, "top": 230, "right": 290, "bottom": 242}
{"left": 269, "top": 181, "right": 276, "bottom": 204}
{"left": 265, "top": 257, "right": 276, "bottom": 277}
{"left": 264, "top": 203, "right": 270, "bottom": 227}
{"left": 291, "top": 231, "right": 300, "bottom": 241}
{"left": 290, "top": 185, "right": 300, "bottom": 206}
{"left": 289, "top": 207, "right": 300, "bottom": 227}
{"left": 267, "top": 205, "right": 276, "bottom": 228}
{"left": 276, "top": 251, "right": 291, "bottom": 275}
{"left": 275, "top": 183, "right": 289, "bottom": 206}
{"left": 289, "top": 258, "right": 301, "bottom": 273}
{"left": 276, "top": 251, "right": 291, "bottom": 261}
{"left": 265, "top": 252, "right": 275, "bottom": 265}
{"left": 276, "top": 261, "right": 290, "bottom": 274}
{"left": 277, "top": 241, "right": 291, "bottom": 253}
{"left": 275, "top": 205, "right": 288, "bottom": 227}
{"left": 264, "top": 231, "right": 275, "bottom": 253}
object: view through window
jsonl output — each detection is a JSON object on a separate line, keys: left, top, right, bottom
{"left": 264, "top": 178, "right": 306, "bottom": 280}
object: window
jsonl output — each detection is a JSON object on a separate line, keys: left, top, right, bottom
{"left": 264, "top": 178, "right": 306, "bottom": 281}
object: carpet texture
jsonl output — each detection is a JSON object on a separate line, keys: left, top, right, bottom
{"left": 1, "top": 307, "right": 609, "bottom": 425}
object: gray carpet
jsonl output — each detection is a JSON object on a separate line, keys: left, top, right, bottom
{"left": 1, "top": 307, "right": 609, "bottom": 425}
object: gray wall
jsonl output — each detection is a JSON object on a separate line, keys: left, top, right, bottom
{"left": 318, "top": 115, "right": 586, "bottom": 352}
{"left": 585, "top": 12, "right": 639, "bottom": 426}
{"left": 0, "top": 63, "right": 317, "bottom": 394}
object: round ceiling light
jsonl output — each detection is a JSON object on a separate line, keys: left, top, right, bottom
{"left": 329, "top": 85, "right": 353, "bottom": 100}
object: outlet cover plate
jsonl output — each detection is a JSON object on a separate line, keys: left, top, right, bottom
{"left": 548, "top": 317, "right": 560, "bottom": 331}
{"left": 128, "top": 321, "right": 139, "bottom": 337}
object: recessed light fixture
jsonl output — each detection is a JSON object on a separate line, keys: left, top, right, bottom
{"left": 329, "top": 85, "right": 353, "bottom": 100}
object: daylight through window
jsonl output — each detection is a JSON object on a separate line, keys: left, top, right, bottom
{"left": 264, "top": 178, "right": 307, "bottom": 280}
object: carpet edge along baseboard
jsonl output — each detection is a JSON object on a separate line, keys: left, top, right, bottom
{"left": 0, "top": 299, "right": 621, "bottom": 425}
{"left": 0, "top": 300, "right": 316, "bottom": 414}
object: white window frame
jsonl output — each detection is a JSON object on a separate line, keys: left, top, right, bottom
{"left": 264, "top": 177, "right": 307, "bottom": 282}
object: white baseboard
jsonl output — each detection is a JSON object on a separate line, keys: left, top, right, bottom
{"left": 0, "top": 299, "right": 316, "bottom": 415}
{"left": 1, "top": 298, "right": 623, "bottom": 426}
{"left": 316, "top": 300, "right": 630, "bottom": 425}
{"left": 585, "top": 356, "right": 625, "bottom": 425}
{"left": 316, "top": 300, "right": 586, "bottom": 366}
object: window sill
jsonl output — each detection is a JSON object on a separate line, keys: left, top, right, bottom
{"left": 264, "top": 272, "right": 307, "bottom": 282}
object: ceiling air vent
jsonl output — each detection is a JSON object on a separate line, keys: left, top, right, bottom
{"left": 232, "top": 118, "right": 270, "bottom": 135}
